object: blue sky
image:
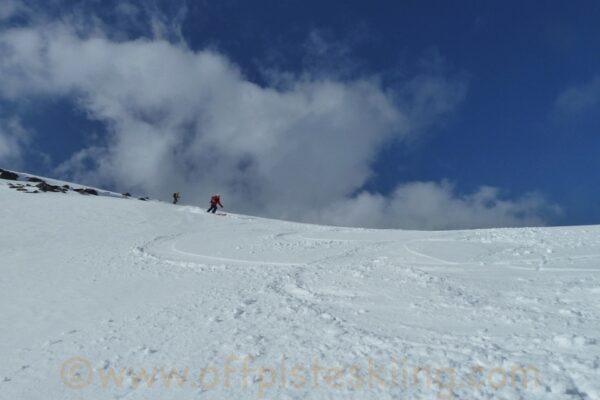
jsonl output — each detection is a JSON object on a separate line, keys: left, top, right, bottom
{"left": 1, "top": 0, "right": 599, "bottom": 228}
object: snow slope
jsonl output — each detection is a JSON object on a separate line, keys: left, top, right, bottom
{"left": 1, "top": 176, "right": 599, "bottom": 399}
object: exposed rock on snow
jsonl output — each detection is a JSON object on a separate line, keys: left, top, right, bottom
{"left": 0, "top": 170, "right": 141, "bottom": 199}
{"left": 73, "top": 188, "right": 98, "bottom": 196}
{"left": 0, "top": 169, "right": 18, "bottom": 180}
{"left": 37, "top": 182, "right": 68, "bottom": 193}
{"left": 26, "top": 177, "right": 44, "bottom": 183}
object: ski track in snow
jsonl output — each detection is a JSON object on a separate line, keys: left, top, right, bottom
{"left": 1, "top": 179, "right": 600, "bottom": 399}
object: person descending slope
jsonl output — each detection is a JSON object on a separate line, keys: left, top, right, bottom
{"left": 172, "top": 192, "right": 181, "bottom": 204}
{"left": 207, "top": 194, "right": 223, "bottom": 213}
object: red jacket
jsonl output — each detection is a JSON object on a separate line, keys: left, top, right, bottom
{"left": 210, "top": 195, "right": 223, "bottom": 207}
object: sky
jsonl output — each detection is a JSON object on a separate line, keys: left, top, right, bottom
{"left": 0, "top": 0, "right": 599, "bottom": 229}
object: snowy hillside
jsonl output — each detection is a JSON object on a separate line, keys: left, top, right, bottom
{"left": 1, "top": 171, "right": 599, "bottom": 399}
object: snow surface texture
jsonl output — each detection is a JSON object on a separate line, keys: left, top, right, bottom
{"left": 1, "top": 176, "right": 599, "bottom": 399}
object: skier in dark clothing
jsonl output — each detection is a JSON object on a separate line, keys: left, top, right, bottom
{"left": 172, "top": 192, "right": 181, "bottom": 204}
{"left": 207, "top": 194, "right": 223, "bottom": 213}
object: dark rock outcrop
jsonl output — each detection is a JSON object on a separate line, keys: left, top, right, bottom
{"left": 0, "top": 170, "right": 19, "bottom": 180}
{"left": 74, "top": 188, "right": 98, "bottom": 196}
{"left": 5, "top": 172, "right": 142, "bottom": 201}
{"left": 27, "top": 177, "right": 44, "bottom": 183}
{"left": 36, "top": 182, "right": 66, "bottom": 193}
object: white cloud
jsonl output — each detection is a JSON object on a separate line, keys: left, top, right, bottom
{"left": 0, "top": 16, "right": 557, "bottom": 229}
{"left": 0, "top": 117, "right": 29, "bottom": 167}
{"left": 315, "top": 181, "right": 560, "bottom": 230}
{"left": 0, "top": 0, "right": 26, "bottom": 21}
{"left": 556, "top": 76, "right": 600, "bottom": 116}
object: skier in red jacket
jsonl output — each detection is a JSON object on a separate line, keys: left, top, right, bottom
{"left": 207, "top": 194, "right": 223, "bottom": 213}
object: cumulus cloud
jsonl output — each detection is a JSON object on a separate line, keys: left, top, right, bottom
{"left": 0, "top": 117, "right": 29, "bottom": 167}
{"left": 315, "top": 181, "right": 560, "bottom": 230}
{"left": 0, "top": 9, "right": 557, "bottom": 229}
{"left": 0, "top": 0, "right": 26, "bottom": 21}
